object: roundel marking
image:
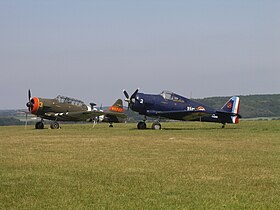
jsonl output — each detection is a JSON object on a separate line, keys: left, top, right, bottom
{"left": 227, "top": 101, "right": 233, "bottom": 109}
{"left": 197, "top": 106, "right": 205, "bottom": 111}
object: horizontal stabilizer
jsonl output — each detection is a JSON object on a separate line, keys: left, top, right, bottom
{"left": 216, "top": 110, "right": 242, "bottom": 118}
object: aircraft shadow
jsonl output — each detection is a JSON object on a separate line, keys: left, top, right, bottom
{"left": 162, "top": 127, "right": 220, "bottom": 131}
{"left": 162, "top": 127, "right": 239, "bottom": 131}
{"left": 129, "top": 127, "right": 238, "bottom": 131}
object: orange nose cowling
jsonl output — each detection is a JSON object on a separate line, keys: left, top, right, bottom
{"left": 31, "top": 97, "right": 40, "bottom": 114}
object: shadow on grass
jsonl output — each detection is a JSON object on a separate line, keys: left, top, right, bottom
{"left": 129, "top": 126, "right": 239, "bottom": 131}
{"left": 163, "top": 127, "right": 222, "bottom": 131}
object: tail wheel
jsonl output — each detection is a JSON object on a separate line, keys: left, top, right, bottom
{"left": 35, "top": 122, "right": 44, "bottom": 129}
{"left": 137, "top": 121, "right": 147, "bottom": 129}
{"left": 50, "top": 122, "right": 60, "bottom": 129}
{"left": 152, "top": 122, "right": 161, "bottom": 130}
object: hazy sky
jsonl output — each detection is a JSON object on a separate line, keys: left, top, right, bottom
{"left": 1, "top": 0, "right": 279, "bottom": 109}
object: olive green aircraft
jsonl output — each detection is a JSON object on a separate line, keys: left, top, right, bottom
{"left": 26, "top": 90, "right": 126, "bottom": 129}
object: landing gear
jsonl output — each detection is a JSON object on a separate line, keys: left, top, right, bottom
{"left": 152, "top": 122, "right": 161, "bottom": 130}
{"left": 222, "top": 123, "right": 226, "bottom": 129}
{"left": 109, "top": 123, "right": 114, "bottom": 128}
{"left": 136, "top": 116, "right": 162, "bottom": 130}
{"left": 50, "top": 121, "right": 60, "bottom": 129}
{"left": 35, "top": 121, "right": 44, "bottom": 129}
{"left": 136, "top": 121, "right": 162, "bottom": 130}
{"left": 137, "top": 116, "right": 147, "bottom": 130}
{"left": 137, "top": 121, "right": 147, "bottom": 129}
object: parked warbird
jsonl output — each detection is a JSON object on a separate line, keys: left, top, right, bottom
{"left": 26, "top": 90, "right": 126, "bottom": 129}
{"left": 123, "top": 89, "right": 241, "bottom": 130}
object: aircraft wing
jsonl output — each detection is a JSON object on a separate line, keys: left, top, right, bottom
{"left": 146, "top": 110, "right": 211, "bottom": 121}
{"left": 43, "top": 110, "right": 105, "bottom": 121}
{"left": 103, "top": 110, "right": 127, "bottom": 118}
{"left": 100, "top": 110, "right": 127, "bottom": 123}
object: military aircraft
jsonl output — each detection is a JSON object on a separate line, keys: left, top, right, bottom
{"left": 123, "top": 89, "right": 241, "bottom": 129}
{"left": 26, "top": 90, "right": 126, "bottom": 129}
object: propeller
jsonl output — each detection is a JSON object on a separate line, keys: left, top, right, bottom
{"left": 26, "top": 89, "right": 33, "bottom": 112}
{"left": 123, "top": 90, "right": 129, "bottom": 101}
{"left": 123, "top": 89, "right": 139, "bottom": 110}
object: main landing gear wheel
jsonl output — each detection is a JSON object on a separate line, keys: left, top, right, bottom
{"left": 109, "top": 124, "right": 114, "bottom": 128}
{"left": 137, "top": 121, "right": 147, "bottom": 129}
{"left": 50, "top": 121, "right": 60, "bottom": 129}
{"left": 35, "top": 121, "right": 44, "bottom": 129}
{"left": 152, "top": 122, "right": 161, "bottom": 130}
{"left": 222, "top": 123, "right": 226, "bottom": 129}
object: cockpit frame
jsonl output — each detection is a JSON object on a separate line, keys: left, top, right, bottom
{"left": 55, "top": 95, "right": 86, "bottom": 107}
{"left": 160, "top": 91, "right": 184, "bottom": 102}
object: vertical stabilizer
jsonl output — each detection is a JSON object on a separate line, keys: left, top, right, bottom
{"left": 220, "top": 96, "right": 241, "bottom": 123}
{"left": 109, "top": 99, "right": 124, "bottom": 113}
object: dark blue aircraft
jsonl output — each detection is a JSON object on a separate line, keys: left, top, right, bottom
{"left": 123, "top": 89, "right": 241, "bottom": 129}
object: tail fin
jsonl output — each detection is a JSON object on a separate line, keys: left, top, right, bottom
{"left": 109, "top": 99, "right": 124, "bottom": 113}
{"left": 220, "top": 96, "right": 241, "bottom": 123}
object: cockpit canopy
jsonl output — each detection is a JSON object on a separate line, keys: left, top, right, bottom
{"left": 55, "top": 95, "right": 86, "bottom": 107}
{"left": 160, "top": 91, "right": 184, "bottom": 102}
{"left": 160, "top": 91, "right": 173, "bottom": 100}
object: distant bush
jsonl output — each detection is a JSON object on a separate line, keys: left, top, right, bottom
{"left": 0, "top": 117, "right": 23, "bottom": 126}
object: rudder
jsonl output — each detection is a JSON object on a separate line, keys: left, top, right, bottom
{"left": 220, "top": 96, "right": 241, "bottom": 123}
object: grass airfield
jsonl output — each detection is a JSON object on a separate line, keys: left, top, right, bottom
{"left": 1, "top": 121, "right": 280, "bottom": 209}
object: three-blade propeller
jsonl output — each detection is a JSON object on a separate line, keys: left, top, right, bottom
{"left": 26, "top": 89, "right": 33, "bottom": 112}
{"left": 123, "top": 89, "right": 139, "bottom": 110}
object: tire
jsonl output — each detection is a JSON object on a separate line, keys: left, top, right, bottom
{"left": 35, "top": 122, "right": 44, "bottom": 129}
{"left": 152, "top": 122, "right": 161, "bottom": 130}
{"left": 137, "top": 121, "right": 147, "bottom": 129}
{"left": 50, "top": 122, "right": 60, "bottom": 129}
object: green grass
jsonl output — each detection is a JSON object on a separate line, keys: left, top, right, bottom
{"left": 1, "top": 121, "right": 280, "bottom": 209}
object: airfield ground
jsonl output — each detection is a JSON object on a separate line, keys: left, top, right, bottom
{"left": 0, "top": 121, "right": 280, "bottom": 209}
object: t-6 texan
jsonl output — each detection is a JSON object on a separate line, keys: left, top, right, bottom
{"left": 26, "top": 90, "right": 126, "bottom": 129}
{"left": 123, "top": 89, "right": 241, "bottom": 130}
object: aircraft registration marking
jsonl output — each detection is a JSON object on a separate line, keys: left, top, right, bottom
{"left": 186, "top": 107, "right": 195, "bottom": 111}
{"left": 186, "top": 106, "right": 206, "bottom": 111}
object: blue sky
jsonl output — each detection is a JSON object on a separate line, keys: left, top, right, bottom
{"left": 0, "top": 0, "right": 279, "bottom": 109}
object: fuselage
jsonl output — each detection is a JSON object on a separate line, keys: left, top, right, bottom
{"left": 29, "top": 96, "right": 90, "bottom": 121}
{"left": 129, "top": 91, "right": 228, "bottom": 123}
{"left": 28, "top": 95, "right": 126, "bottom": 123}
